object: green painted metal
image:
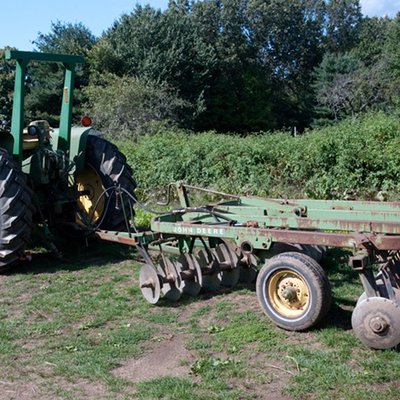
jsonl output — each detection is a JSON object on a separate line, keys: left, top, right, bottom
{"left": 97, "top": 182, "right": 400, "bottom": 255}
{"left": 50, "top": 127, "right": 91, "bottom": 174}
{"left": 169, "top": 182, "right": 400, "bottom": 234}
{"left": 2, "top": 49, "right": 99, "bottom": 239}
{"left": 58, "top": 64, "right": 75, "bottom": 153}
{"left": 8, "top": 57, "right": 27, "bottom": 162}
{"left": 4, "top": 50, "right": 84, "bottom": 165}
{"left": 5, "top": 50, "right": 84, "bottom": 64}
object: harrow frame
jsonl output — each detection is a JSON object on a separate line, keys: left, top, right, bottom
{"left": 97, "top": 182, "right": 400, "bottom": 349}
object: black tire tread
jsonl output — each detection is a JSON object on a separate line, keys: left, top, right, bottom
{"left": 0, "top": 148, "right": 33, "bottom": 272}
{"left": 84, "top": 135, "right": 136, "bottom": 231}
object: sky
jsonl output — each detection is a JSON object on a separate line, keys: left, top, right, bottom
{"left": 0, "top": 0, "right": 399, "bottom": 51}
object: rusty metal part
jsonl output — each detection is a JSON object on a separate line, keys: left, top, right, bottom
{"left": 139, "top": 264, "right": 161, "bottom": 304}
{"left": 96, "top": 230, "right": 156, "bottom": 247}
{"left": 150, "top": 218, "right": 400, "bottom": 251}
{"left": 158, "top": 258, "right": 182, "bottom": 301}
{"left": 197, "top": 248, "right": 221, "bottom": 291}
{"left": 352, "top": 297, "right": 400, "bottom": 349}
{"left": 244, "top": 221, "right": 259, "bottom": 228}
{"left": 349, "top": 252, "right": 370, "bottom": 271}
{"left": 176, "top": 253, "right": 203, "bottom": 296}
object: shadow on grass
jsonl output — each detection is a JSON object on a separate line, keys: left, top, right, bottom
{"left": 155, "top": 280, "right": 257, "bottom": 309}
{"left": 8, "top": 238, "right": 138, "bottom": 275}
{"left": 10, "top": 241, "right": 361, "bottom": 333}
{"left": 320, "top": 304, "right": 353, "bottom": 331}
{"left": 157, "top": 248, "right": 362, "bottom": 335}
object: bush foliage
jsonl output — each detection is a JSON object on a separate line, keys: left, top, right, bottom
{"left": 84, "top": 73, "right": 189, "bottom": 137}
{"left": 117, "top": 112, "right": 400, "bottom": 201}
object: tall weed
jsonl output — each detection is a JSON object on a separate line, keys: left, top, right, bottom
{"left": 116, "top": 112, "right": 400, "bottom": 201}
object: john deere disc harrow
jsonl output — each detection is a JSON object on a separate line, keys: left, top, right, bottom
{"left": 97, "top": 182, "right": 400, "bottom": 350}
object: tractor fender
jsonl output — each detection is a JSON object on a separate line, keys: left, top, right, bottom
{"left": 50, "top": 127, "right": 94, "bottom": 174}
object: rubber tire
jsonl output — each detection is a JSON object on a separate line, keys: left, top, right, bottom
{"left": 82, "top": 134, "right": 136, "bottom": 231}
{"left": 256, "top": 252, "right": 332, "bottom": 331}
{"left": 270, "top": 242, "right": 326, "bottom": 263}
{"left": 0, "top": 148, "right": 33, "bottom": 271}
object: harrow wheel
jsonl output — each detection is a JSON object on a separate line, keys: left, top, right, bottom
{"left": 352, "top": 296, "right": 400, "bottom": 349}
{"left": 139, "top": 264, "right": 161, "bottom": 304}
{"left": 197, "top": 248, "right": 221, "bottom": 291}
{"left": 256, "top": 252, "right": 331, "bottom": 331}
{"left": 271, "top": 243, "right": 326, "bottom": 263}
{"left": 214, "top": 242, "right": 240, "bottom": 287}
{"left": 158, "top": 258, "right": 182, "bottom": 301}
{"left": 176, "top": 253, "right": 203, "bottom": 296}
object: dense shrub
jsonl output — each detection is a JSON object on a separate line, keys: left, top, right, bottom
{"left": 85, "top": 73, "right": 189, "bottom": 137}
{"left": 116, "top": 112, "right": 400, "bottom": 201}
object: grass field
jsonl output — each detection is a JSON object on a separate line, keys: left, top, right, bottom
{"left": 0, "top": 241, "right": 399, "bottom": 400}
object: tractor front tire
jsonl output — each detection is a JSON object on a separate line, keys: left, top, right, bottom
{"left": 0, "top": 149, "right": 33, "bottom": 272}
{"left": 76, "top": 134, "right": 136, "bottom": 231}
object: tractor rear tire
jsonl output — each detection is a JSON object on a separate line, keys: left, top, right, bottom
{"left": 76, "top": 134, "right": 136, "bottom": 231}
{"left": 0, "top": 148, "right": 33, "bottom": 272}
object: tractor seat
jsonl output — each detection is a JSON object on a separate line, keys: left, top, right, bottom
{"left": 23, "top": 120, "right": 51, "bottom": 150}
{"left": 23, "top": 136, "right": 39, "bottom": 150}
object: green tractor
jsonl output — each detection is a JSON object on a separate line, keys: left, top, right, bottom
{"left": 0, "top": 50, "right": 136, "bottom": 271}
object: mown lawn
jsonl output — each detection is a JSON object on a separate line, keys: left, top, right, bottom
{"left": 0, "top": 242, "right": 399, "bottom": 400}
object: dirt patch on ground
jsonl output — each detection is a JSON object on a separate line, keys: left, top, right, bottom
{"left": 63, "top": 378, "right": 110, "bottom": 400}
{"left": 243, "top": 353, "right": 296, "bottom": 400}
{"left": 112, "top": 333, "right": 196, "bottom": 383}
{"left": 0, "top": 380, "right": 44, "bottom": 400}
{"left": 0, "top": 366, "right": 111, "bottom": 400}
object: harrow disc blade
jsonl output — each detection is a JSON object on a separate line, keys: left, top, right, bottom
{"left": 215, "top": 242, "right": 240, "bottom": 287}
{"left": 219, "top": 268, "right": 241, "bottom": 288}
{"left": 239, "top": 253, "right": 258, "bottom": 283}
{"left": 158, "top": 258, "right": 182, "bottom": 302}
{"left": 197, "top": 248, "right": 221, "bottom": 292}
{"left": 177, "top": 253, "right": 203, "bottom": 296}
{"left": 202, "top": 273, "right": 222, "bottom": 292}
{"left": 139, "top": 264, "right": 161, "bottom": 304}
{"left": 161, "top": 284, "right": 182, "bottom": 301}
{"left": 352, "top": 296, "right": 400, "bottom": 349}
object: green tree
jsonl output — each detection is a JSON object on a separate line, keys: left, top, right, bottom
{"left": 0, "top": 47, "right": 16, "bottom": 126}
{"left": 85, "top": 73, "right": 189, "bottom": 136}
{"left": 384, "top": 16, "right": 400, "bottom": 78}
{"left": 354, "top": 16, "right": 391, "bottom": 66}
{"left": 246, "top": 0, "right": 326, "bottom": 129}
{"left": 381, "top": 16, "right": 400, "bottom": 107}
{"left": 191, "top": 0, "right": 277, "bottom": 131}
{"left": 25, "top": 21, "right": 96, "bottom": 125}
{"left": 325, "top": 0, "right": 362, "bottom": 52}
{"left": 99, "top": 4, "right": 216, "bottom": 128}
{"left": 313, "top": 52, "right": 390, "bottom": 121}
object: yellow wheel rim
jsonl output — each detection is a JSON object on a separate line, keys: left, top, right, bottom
{"left": 267, "top": 269, "right": 310, "bottom": 318}
{"left": 76, "top": 164, "right": 105, "bottom": 224}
